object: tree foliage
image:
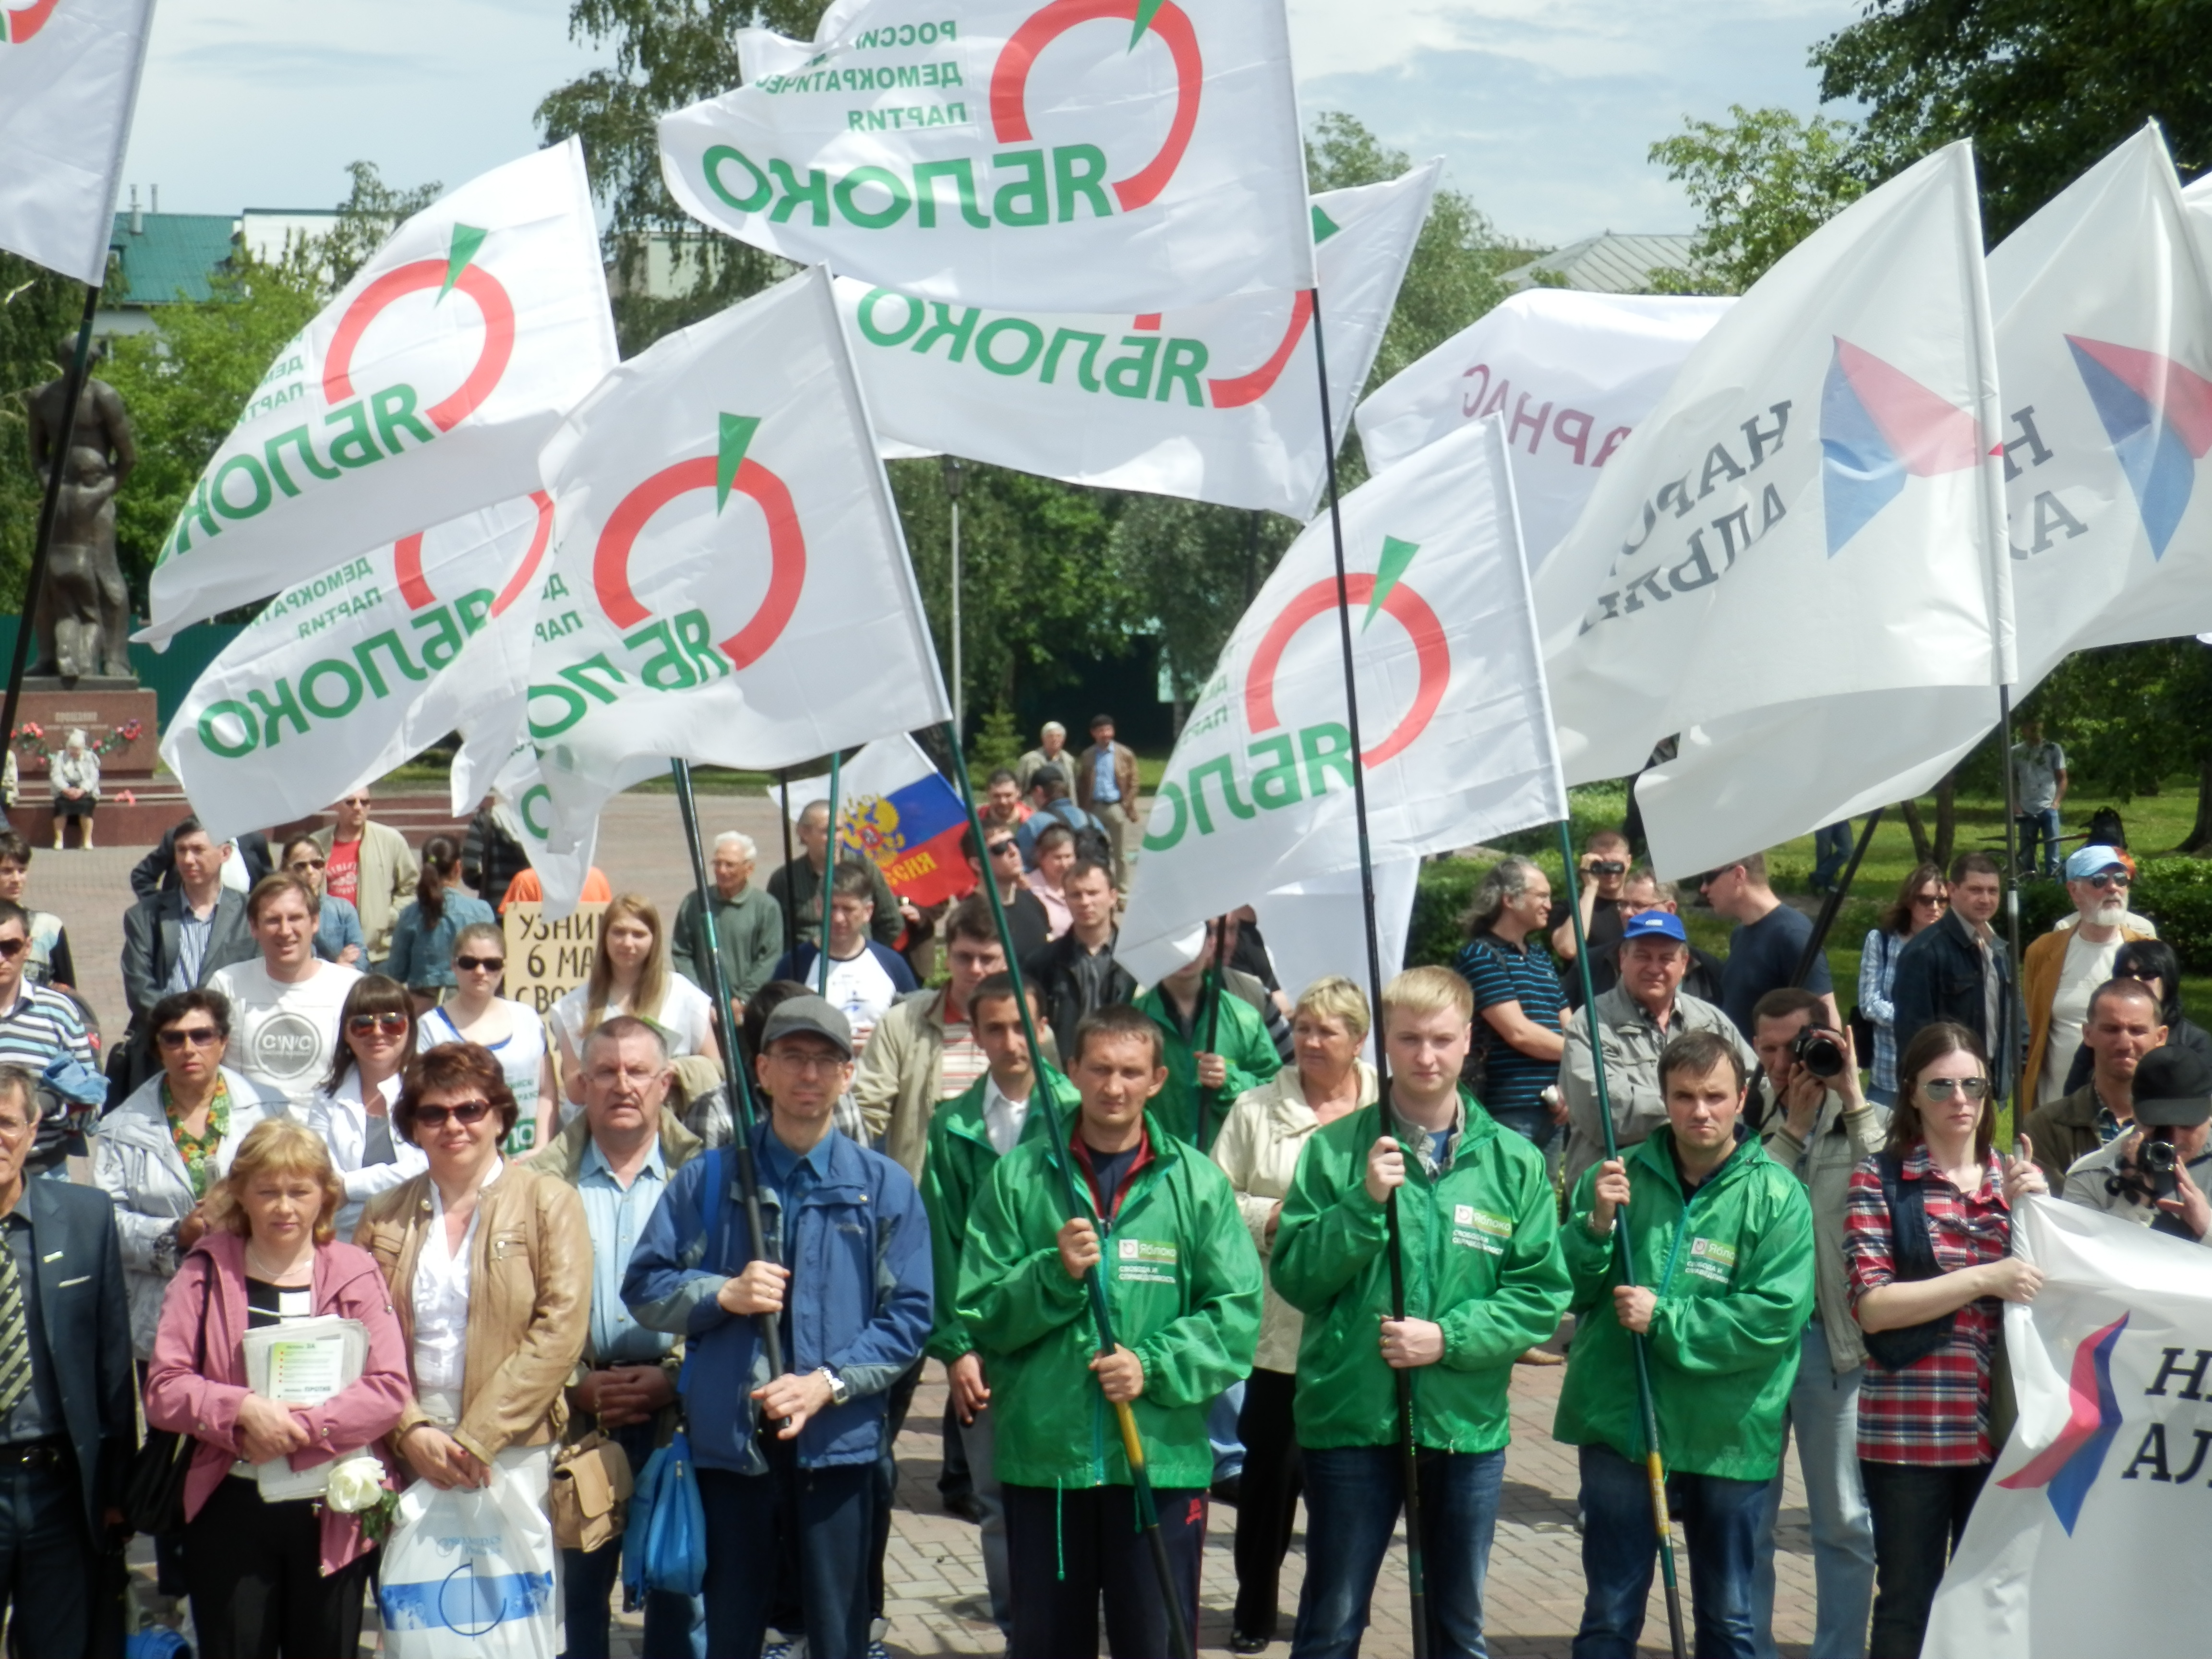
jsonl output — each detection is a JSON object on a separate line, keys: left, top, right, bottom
{"left": 1812, "top": 0, "right": 2212, "bottom": 243}
{"left": 1647, "top": 104, "right": 1866, "bottom": 294}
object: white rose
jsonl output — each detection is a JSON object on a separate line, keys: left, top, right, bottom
{"left": 325, "top": 1455, "right": 387, "bottom": 1513}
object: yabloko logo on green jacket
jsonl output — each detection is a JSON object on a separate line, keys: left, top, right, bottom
{"left": 1552, "top": 1128, "right": 1815, "bottom": 1483}
{"left": 955, "top": 1106, "right": 1262, "bottom": 1491}
{"left": 1271, "top": 1091, "right": 1570, "bottom": 1455}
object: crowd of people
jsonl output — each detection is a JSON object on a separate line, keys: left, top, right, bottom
{"left": 1, "top": 724, "right": 2208, "bottom": 1659}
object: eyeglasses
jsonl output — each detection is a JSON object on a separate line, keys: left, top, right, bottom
{"left": 0, "top": 938, "right": 24, "bottom": 960}
{"left": 988, "top": 842, "right": 1019, "bottom": 858}
{"left": 768, "top": 1050, "right": 849, "bottom": 1075}
{"left": 1913, "top": 891, "right": 1948, "bottom": 908}
{"left": 288, "top": 858, "right": 327, "bottom": 872}
{"left": 456, "top": 954, "right": 505, "bottom": 973}
{"left": 156, "top": 1026, "right": 223, "bottom": 1050}
{"left": 412, "top": 1100, "right": 492, "bottom": 1128}
{"left": 1921, "top": 1077, "right": 1992, "bottom": 1101}
{"left": 348, "top": 1012, "right": 410, "bottom": 1037}
{"left": 2085, "top": 872, "right": 2131, "bottom": 890}
{"left": 340, "top": 797, "right": 371, "bottom": 808}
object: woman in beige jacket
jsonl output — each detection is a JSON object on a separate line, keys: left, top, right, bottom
{"left": 357, "top": 1040, "right": 590, "bottom": 1652}
{"left": 1210, "top": 976, "right": 1378, "bottom": 1653}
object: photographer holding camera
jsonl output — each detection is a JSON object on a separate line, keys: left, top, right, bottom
{"left": 1550, "top": 829, "right": 1634, "bottom": 969}
{"left": 2021, "top": 977, "right": 2166, "bottom": 1189}
{"left": 1748, "top": 988, "right": 1885, "bottom": 1659}
{"left": 2061, "top": 1047, "right": 2212, "bottom": 1243}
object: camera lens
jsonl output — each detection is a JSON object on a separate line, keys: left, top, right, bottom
{"left": 1593, "top": 860, "right": 1626, "bottom": 876}
{"left": 1792, "top": 1029, "right": 1846, "bottom": 1079}
{"left": 2142, "top": 1138, "right": 2180, "bottom": 1175}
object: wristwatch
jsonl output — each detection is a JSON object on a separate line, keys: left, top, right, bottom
{"left": 816, "top": 1366, "right": 852, "bottom": 1407}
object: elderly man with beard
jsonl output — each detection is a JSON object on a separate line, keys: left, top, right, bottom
{"left": 2021, "top": 845, "right": 2157, "bottom": 1109}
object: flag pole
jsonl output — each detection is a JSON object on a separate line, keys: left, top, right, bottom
{"left": 941, "top": 719, "right": 1195, "bottom": 1659}
{"left": 1557, "top": 818, "right": 1689, "bottom": 1659}
{"left": 818, "top": 751, "right": 842, "bottom": 996}
{"left": 777, "top": 768, "right": 799, "bottom": 958}
{"left": 1309, "top": 288, "right": 1430, "bottom": 1659}
{"left": 670, "top": 758, "right": 787, "bottom": 1385}
{"left": 1789, "top": 807, "right": 1886, "bottom": 991}
{"left": 1195, "top": 912, "right": 1231, "bottom": 1151}
{"left": 1, "top": 284, "right": 102, "bottom": 766}
{"left": 1996, "top": 686, "right": 2027, "bottom": 1135}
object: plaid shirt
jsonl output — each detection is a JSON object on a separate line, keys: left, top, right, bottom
{"left": 1844, "top": 1143, "right": 2015, "bottom": 1466}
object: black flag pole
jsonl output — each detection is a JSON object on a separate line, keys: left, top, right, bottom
{"left": 940, "top": 721, "right": 1195, "bottom": 1659}
{"left": 1789, "top": 807, "right": 1887, "bottom": 992}
{"left": 818, "top": 751, "right": 842, "bottom": 996}
{"left": 1310, "top": 288, "right": 1431, "bottom": 1659}
{"left": 1, "top": 284, "right": 102, "bottom": 761}
{"left": 1996, "top": 686, "right": 2028, "bottom": 1134}
{"left": 777, "top": 768, "right": 799, "bottom": 957}
{"left": 1195, "top": 911, "right": 1231, "bottom": 1151}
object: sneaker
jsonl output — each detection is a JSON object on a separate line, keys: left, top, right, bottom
{"left": 1515, "top": 1346, "right": 1565, "bottom": 1366}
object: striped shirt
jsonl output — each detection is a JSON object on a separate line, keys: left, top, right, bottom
{"left": 1453, "top": 931, "right": 1564, "bottom": 1134}
{"left": 0, "top": 982, "right": 99, "bottom": 1158}
{"left": 1844, "top": 1143, "right": 2015, "bottom": 1466}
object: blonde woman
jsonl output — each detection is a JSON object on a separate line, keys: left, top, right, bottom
{"left": 144, "top": 1118, "right": 410, "bottom": 1657}
{"left": 1209, "top": 976, "right": 1379, "bottom": 1653}
{"left": 548, "top": 894, "right": 718, "bottom": 1115}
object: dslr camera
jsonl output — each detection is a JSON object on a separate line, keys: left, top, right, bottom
{"left": 1791, "top": 1027, "right": 1847, "bottom": 1080}
{"left": 2140, "top": 1130, "right": 2182, "bottom": 1200}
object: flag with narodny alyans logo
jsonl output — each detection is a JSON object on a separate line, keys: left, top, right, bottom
{"left": 841, "top": 164, "right": 1437, "bottom": 515}
{"left": 143, "top": 141, "right": 617, "bottom": 642}
{"left": 1532, "top": 140, "right": 2008, "bottom": 796}
{"left": 656, "top": 0, "right": 1312, "bottom": 313}
{"left": 1115, "top": 413, "right": 1566, "bottom": 985}
{"left": 161, "top": 495, "right": 553, "bottom": 846}
{"left": 1635, "top": 125, "right": 2212, "bottom": 878}
{"left": 525, "top": 264, "right": 950, "bottom": 853}
{"left": 1922, "top": 1197, "right": 2212, "bottom": 1658}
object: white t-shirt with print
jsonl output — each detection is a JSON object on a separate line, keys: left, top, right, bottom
{"left": 822, "top": 949, "right": 902, "bottom": 1055}
{"left": 204, "top": 960, "right": 364, "bottom": 1106}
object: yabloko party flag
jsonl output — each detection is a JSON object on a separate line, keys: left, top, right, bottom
{"left": 658, "top": 0, "right": 1313, "bottom": 313}
{"left": 1116, "top": 413, "right": 1565, "bottom": 984}
{"left": 527, "top": 264, "right": 950, "bottom": 845}
{"left": 846, "top": 164, "right": 1436, "bottom": 516}
{"left": 0, "top": 0, "right": 154, "bottom": 284}
{"left": 144, "top": 140, "right": 617, "bottom": 641}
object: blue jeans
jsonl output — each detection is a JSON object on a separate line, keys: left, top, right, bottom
{"left": 1752, "top": 1323, "right": 1874, "bottom": 1659}
{"left": 1209, "top": 1381, "right": 1247, "bottom": 1483}
{"left": 1574, "top": 1442, "right": 1766, "bottom": 1659}
{"left": 1292, "top": 1443, "right": 1505, "bottom": 1659}
{"left": 2018, "top": 807, "right": 2061, "bottom": 877}
{"left": 1812, "top": 823, "right": 1853, "bottom": 890}
{"left": 562, "top": 1421, "right": 704, "bottom": 1659}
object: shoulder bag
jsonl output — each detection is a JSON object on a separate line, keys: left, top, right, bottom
{"left": 121, "top": 1255, "right": 210, "bottom": 1535}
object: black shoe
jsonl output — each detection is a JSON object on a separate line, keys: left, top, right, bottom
{"left": 1229, "top": 1630, "right": 1271, "bottom": 1654}
{"left": 943, "top": 1491, "right": 985, "bottom": 1524}
{"left": 1210, "top": 1473, "right": 1243, "bottom": 1508}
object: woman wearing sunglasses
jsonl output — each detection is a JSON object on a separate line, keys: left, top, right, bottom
{"left": 417, "top": 921, "right": 556, "bottom": 1158}
{"left": 1859, "top": 864, "right": 1947, "bottom": 1106}
{"left": 306, "top": 975, "right": 428, "bottom": 1239}
{"left": 1844, "top": 1021, "right": 2047, "bottom": 1658}
{"left": 358, "top": 1042, "right": 590, "bottom": 1659}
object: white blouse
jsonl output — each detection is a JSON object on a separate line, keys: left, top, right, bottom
{"left": 411, "top": 1160, "right": 503, "bottom": 1399}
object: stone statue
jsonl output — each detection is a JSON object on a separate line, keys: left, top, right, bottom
{"left": 26, "top": 337, "right": 137, "bottom": 682}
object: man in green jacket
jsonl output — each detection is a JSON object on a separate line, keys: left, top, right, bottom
{"left": 919, "top": 971, "right": 1077, "bottom": 1637}
{"left": 1273, "top": 965, "right": 1571, "bottom": 1658}
{"left": 1137, "top": 920, "right": 1281, "bottom": 1151}
{"left": 1554, "top": 1029, "right": 1815, "bottom": 1659}
{"left": 958, "top": 1002, "right": 1262, "bottom": 1659}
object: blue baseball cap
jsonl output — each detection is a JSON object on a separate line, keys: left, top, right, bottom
{"left": 1621, "top": 910, "right": 1688, "bottom": 944}
{"left": 2064, "top": 844, "right": 2130, "bottom": 881}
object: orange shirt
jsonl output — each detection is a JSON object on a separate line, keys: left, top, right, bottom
{"left": 499, "top": 866, "right": 613, "bottom": 912}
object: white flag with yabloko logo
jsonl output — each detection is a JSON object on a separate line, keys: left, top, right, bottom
{"left": 843, "top": 165, "right": 1434, "bottom": 515}
{"left": 1922, "top": 1198, "right": 2212, "bottom": 1659}
{"left": 160, "top": 495, "right": 553, "bottom": 845}
{"left": 1533, "top": 141, "right": 2008, "bottom": 796}
{"left": 1115, "top": 414, "right": 1566, "bottom": 984}
{"left": 142, "top": 140, "right": 617, "bottom": 643}
{"left": 1353, "top": 289, "right": 1732, "bottom": 568}
{"left": 527, "top": 264, "right": 951, "bottom": 846}
{"left": 0, "top": 0, "right": 155, "bottom": 284}
{"left": 657, "top": 0, "right": 1312, "bottom": 313}
{"left": 1635, "top": 126, "right": 2212, "bottom": 877}
{"left": 474, "top": 736, "right": 605, "bottom": 919}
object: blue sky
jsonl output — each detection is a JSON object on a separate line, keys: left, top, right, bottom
{"left": 120, "top": 0, "right": 1863, "bottom": 247}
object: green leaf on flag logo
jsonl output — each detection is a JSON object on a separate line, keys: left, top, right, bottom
{"left": 1363, "top": 536, "right": 1419, "bottom": 632}
{"left": 440, "top": 224, "right": 489, "bottom": 302}
{"left": 1311, "top": 205, "right": 1342, "bottom": 244}
{"left": 717, "top": 413, "right": 762, "bottom": 512}
{"left": 1129, "top": 0, "right": 1165, "bottom": 48}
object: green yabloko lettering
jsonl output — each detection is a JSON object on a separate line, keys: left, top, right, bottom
{"left": 194, "top": 589, "right": 493, "bottom": 760}
{"left": 1140, "top": 724, "right": 1357, "bottom": 852}
{"left": 853, "top": 288, "right": 1213, "bottom": 407}
{"left": 528, "top": 609, "right": 731, "bottom": 742}
{"left": 700, "top": 145, "right": 1121, "bottom": 234}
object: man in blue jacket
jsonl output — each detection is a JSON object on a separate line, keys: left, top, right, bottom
{"left": 625, "top": 994, "right": 932, "bottom": 1659}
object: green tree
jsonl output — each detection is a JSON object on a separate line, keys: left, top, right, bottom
{"left": 0, "top": 256, "right": 84, "bottom": 612}
{"left": 1812, "top": 0, "right": 2212, "bottom": 243}
{"left": 316, "top": 162, "right": 446, "bottom": 288}
{"left": 1647, "top": 104, "right": 1866, "bottom": 293}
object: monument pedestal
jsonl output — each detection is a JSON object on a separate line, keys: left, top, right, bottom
{"left": 7, "top": 680, "right": 185, "bottom": 846}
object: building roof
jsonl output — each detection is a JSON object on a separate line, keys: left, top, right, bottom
{"left": 107, "top": 212, "right": 240, "bottom": 306}
{"left": 1500, "top": 232, "right": 1697, "bottom": 295}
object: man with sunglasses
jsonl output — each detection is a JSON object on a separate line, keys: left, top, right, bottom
{"left": 0, "top": 902, "right": 98, "bottom": 1177}
{"left": 279, "top": 833, "right": 366, "bottom": 967}
{"left": 2021, "top": 845, "right": 2158, "bottom": 1108}
{"left": 962, "top": 822, "right": 1049, "bottom": 967}
{"left": 310, "top": 790, "right": 419, "bottom": 968}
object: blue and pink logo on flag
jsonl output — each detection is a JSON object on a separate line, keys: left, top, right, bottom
{"left": 1996, "top": 1311, "right": 2129, "bottom": 1535}
{"left": 1819, "top": 338, "right": 1987, "bottom": 554}
{"left": 2067, "top": 336, "right": 2212, "bottom": 560}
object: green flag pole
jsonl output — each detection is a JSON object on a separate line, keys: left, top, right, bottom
{"left": 818, "top": 751, "right": 842, "bottom": 996}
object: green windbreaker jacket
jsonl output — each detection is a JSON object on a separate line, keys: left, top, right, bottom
{"left": 1135, "top": 978, "right": 1282, "bottom": 1150}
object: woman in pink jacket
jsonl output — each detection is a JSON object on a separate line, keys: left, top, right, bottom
{"left": 145, "top": 1117, "right": 410, "bottom": 1657}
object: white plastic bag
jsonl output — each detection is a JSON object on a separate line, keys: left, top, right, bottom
{"left": 376, "top": 1463, "right": 560, "bottom": 1659}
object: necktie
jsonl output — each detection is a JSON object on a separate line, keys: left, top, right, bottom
{"left": 0, "top": 1235, "right": 30, "bottom": 1419}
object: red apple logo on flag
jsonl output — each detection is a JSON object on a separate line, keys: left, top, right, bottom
{"left": 991, "top": 0, "right": 1202, "bottom": 211}
{"left": 1, "top": 0, "right": 60, "bottom": 45}
{"left": 323, "top": 224, "right": 517, "bottom": 432}
{"left": 393, "top": 491, "right": 554, "bottom": 619}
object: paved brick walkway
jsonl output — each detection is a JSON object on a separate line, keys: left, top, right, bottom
{"left": 52, "top": 788, "right": 1822, "bottom": 1656}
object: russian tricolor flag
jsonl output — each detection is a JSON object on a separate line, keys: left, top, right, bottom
{"left": 795, "top": 734, "right": 979, "bottom": 911}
